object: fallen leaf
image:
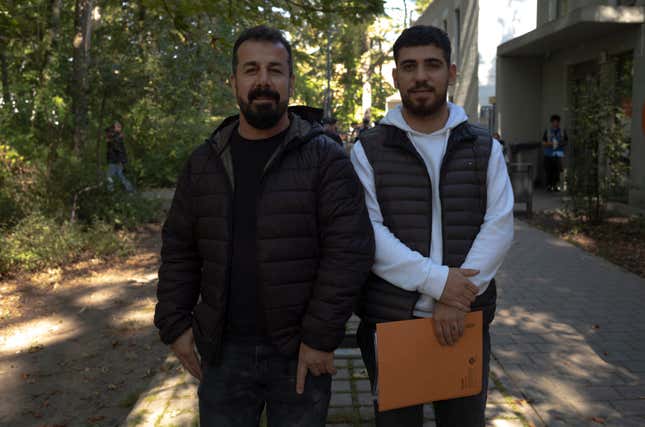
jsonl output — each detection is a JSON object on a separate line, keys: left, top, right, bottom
{"left": 591, "top": 416, "right": 605, "bottom": 424}
{"left": 87, "top": 415, "right": 105, "bottom": 423}
{"left": 592, "top": 324, "right": 600, "bottom": 330}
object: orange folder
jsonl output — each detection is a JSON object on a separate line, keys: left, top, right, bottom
{"left": 375, "top": 311, "right": 483, "bottom": 412}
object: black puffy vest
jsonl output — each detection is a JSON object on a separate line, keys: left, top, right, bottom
{"left": 358, "top": 121, "right": 496, "bottom": 324}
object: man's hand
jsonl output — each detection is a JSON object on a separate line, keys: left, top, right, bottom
{"left": 438, "top": 268, "right": 479, "bottom": 312}
{"left": 433, "top": 301, "right": 467, "bottom": 346}
{"left": 170, "top": 328, "right": 202, "bottom": 381}
{"left": 296, "top": 343, "right": 336, "bottom": 394}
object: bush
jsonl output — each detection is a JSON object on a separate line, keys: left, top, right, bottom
{"left": 0, "top": 143, "right": 39, "bottom": 227}
{"left": 567, "top": 63, "right": 631, "bottom": 223}
{"left": 0, "top": 140, "right": 165, "bottom": 276}
{"left": 0, "top": 214, "right": 132, "bottom": 275}
{"left": 75, "top": 186, "right": 163, "bottom": 228}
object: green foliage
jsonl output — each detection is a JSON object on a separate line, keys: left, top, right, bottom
{"left": 0, "top": 0, "right": 389, "bottom": 274}
{"left": 415, "top": 0, "right": 434, "bottom": 16}
{"left": 0, "top": 214, "right": 131, "bottom": 274}
{"left": 0, "top": 143, "right": 39, "bottom": 227}
{"left": 567, "top": 65, "right": 631, "bottom": 223}
{"left": 76, "top": 188, "right": 163, "bottom": 229}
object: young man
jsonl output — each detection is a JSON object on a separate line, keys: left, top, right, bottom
{"left": 350, "top": 26, "right": 514, "bottom": 427}
{"left": 154, "top": 26, "right": 374, "bottom": 427}
{"left": 542, "top": 114, "right": 568, "bottom": 191}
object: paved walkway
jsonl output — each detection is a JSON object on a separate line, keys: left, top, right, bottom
{"left": 125, "top": 191, "right": 645, "bottom": 426}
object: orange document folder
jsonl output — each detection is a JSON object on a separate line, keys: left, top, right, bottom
{"left": 375, "top": 311, "right": 483, "bottom": 412}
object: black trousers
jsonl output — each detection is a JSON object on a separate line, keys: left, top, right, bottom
{"left": 356, "top": 305, "right": 495, "bottom": 427}
{"left": 544, "top": 156, "right": 562, "bottom": 189}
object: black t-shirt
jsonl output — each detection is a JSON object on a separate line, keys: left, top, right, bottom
{"left": 225, "top": 127, "right": 286, "bottom": 341}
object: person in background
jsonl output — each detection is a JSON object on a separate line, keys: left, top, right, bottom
{"left": 322, "top": 116, "right": 343, "bottom": 146}
{"left": 354, "top": 117, "right": 371, "bottom": 143}
{"left": 106, "top": 121, "right": 134, "bottom": 192}
{"left": 541, "top": 114, "right": 567, "bottom": 192}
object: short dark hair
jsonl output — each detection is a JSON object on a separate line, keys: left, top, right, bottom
{"left": 322, "top": 117, "right": 337, "bottom": 125}
{"left": 232, "top": 25, "right": 292, "bottom": 75}
{"left": 550, "top": 114, "right": 561, "bottom": 122}
{"left": 393, "top": 25, "right": 451, "bottom": 65}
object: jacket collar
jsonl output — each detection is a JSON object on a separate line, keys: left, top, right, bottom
{"left": 380, "top": 120, "right": 473, "bottom": 149}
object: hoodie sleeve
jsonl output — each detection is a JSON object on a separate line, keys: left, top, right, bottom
{"left": 350, "top": 141, "right": 449, "bottom": 300}
{"left": 460, "top": 139, "right": 514, "bottom": 289}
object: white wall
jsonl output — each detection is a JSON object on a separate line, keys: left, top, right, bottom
{"left": 478, "top": 0, "right": 537, "bottom": 108}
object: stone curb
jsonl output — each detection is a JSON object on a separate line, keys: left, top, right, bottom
{"left": 490, "top": 353, "right": 546, "bottom": 427}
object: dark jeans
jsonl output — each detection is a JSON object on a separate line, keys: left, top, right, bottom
{"left": 544, "top": 156, "right": 562, "bottom": 189}
{"left": 198, "top": 340, "right": 331, "bottom": 427}
{"left": 357, "top": 308, "right": 494, "bottom": 427}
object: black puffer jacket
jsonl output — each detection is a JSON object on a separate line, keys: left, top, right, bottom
{"left": 154, "top": 107, "right": 375, "bottom": 363}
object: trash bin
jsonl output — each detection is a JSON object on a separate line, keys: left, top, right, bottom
{"left": 509, "top": 162, "right": 533, "bottom": 215}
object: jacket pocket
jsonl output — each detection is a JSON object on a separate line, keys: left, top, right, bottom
{"left": 192, "top": 302, "right": 223, "bottom": 364}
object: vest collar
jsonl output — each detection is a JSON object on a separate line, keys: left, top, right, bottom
{"left": 380, "top": 120, "right": 474, "bottom": 150}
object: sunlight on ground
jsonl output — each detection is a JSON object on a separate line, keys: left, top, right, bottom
{"left": 0, "top": 315, "right": 81, "bottom": 354}
{"left": 110, "top": 300, "right": 155, "bottom": 331}
{"left": 548, "top": 238, "right": 575, "bottom": 248}
{"left": 74, "top": 283, "right": 127, "bottom": 308}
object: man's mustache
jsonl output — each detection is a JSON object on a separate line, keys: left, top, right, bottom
{"left": 248, "top": 87, "right": 280, "bottom": 102}
{"left": 409, "top": 84, "right": 435, "bottom": 93}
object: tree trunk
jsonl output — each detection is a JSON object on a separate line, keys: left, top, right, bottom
{"left": 0, "top": 46, "right": 9, "bottom": 106}
{"left": 40, "top": 0, "right": 62, "bottom": 84}
{"left": 31, "top": 0, "right": 62, "bottom": 125}
{"left": 95, "top": 88, "right": 107, "bottom": 178}
{"left": 71, "top": 0, "right": 94, "bottom": 154}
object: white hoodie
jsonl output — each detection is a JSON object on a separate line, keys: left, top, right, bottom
{"left": 350, "top": 103, "right": 514, "bottom": 317}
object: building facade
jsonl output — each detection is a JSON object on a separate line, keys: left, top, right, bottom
{"left": 497, "top": 0, "right": 645, "bottom": 207}
{"left": 416, "top": 0, "right": 537, "bottom": 129}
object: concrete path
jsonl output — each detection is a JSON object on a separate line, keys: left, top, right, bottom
{"left": 493, "top": 221, "right": 645, "bottom": 426}
{"left": 124, "top": 190, "right": 645, "bottom": 426}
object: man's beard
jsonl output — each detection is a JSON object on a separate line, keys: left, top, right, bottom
{"left": 237, "top": 86, "right": 289, "bottom": 130}
{"left": 401, "top": 83, "right": 448, "bottom": 117}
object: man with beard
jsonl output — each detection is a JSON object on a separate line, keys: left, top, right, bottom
{"left": 350, "top": 26, "right": 514, "bottom": 426}
{"left": 154, "top": 25, "right": 374, "bottom": 427}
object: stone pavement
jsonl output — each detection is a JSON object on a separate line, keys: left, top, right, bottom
{"left": 123, "top": 318, "right": 529, "bottom": 427}
{"left": 124, "top": 190, "right": 645, "bottom": 426}
{"left": 492, "top": 221, "right": 645, "bottom": 426}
